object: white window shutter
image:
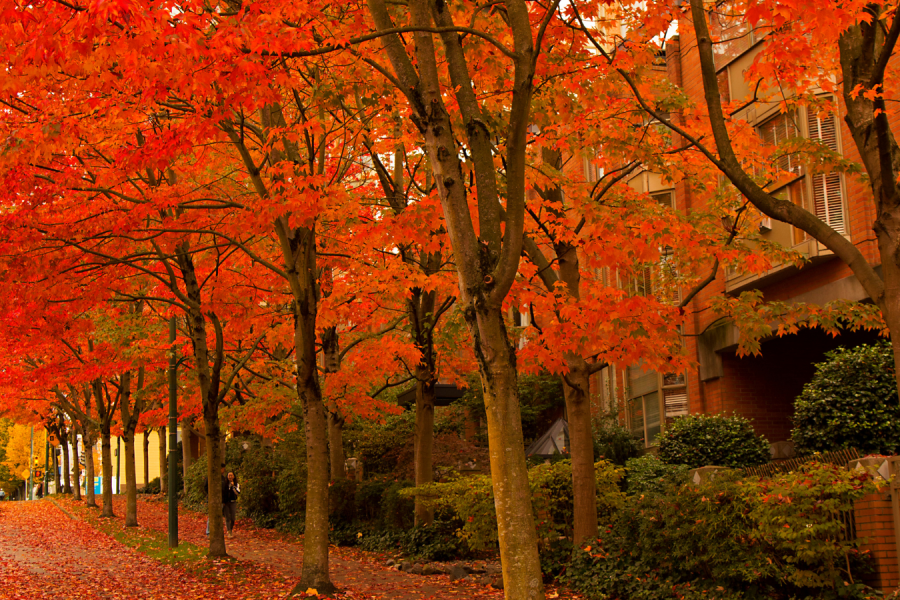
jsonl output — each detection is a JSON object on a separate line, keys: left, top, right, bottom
{"left": 807, "top": 109, "right": 845, "bottom": 234}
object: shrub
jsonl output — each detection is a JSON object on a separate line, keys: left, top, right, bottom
{"left": 184, "top": 454, "right": 208, "bottom": 509}
{"left": 657, "top": 413, "right": 770, "bottom": 469}
{"left": 592, "top": 413, "right": 643, "bottom": 466}
{"left": 404, "top": 459, "right": 625, "bottom": 551}
{"left": 141, "top": 477, "right": 161, "bottom": 494}
{"left": 329, "top": 479, "right": 357, "bottom": 525}
{"left": 238, "top": 444, "right": 279, "bottom": 528}
{"left": 562, "top": 463, "right": 881, "bottom": 600}
{"left": 624, "top": 454, "right": 689, "bottom": 495}
{"left": 792, "top": 340, "right": 900, "bottom": 455}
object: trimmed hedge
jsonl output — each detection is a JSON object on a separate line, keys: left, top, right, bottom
{"left": 657, "top": 413, "right": 770, "bottom": 469}
{"left": 792, "top": 340, "right": 900, "bottom": 455}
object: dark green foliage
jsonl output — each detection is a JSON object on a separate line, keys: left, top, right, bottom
{"left": 329, "top": 479, "right": 357, "bottom": 525}
{"left": 657, "top": 413, "right": 770, "bottom": 469}
{"left": 792, "top": 340, "right": 900, "bottom": 455}
{"left": 562, "top": 464, "right": 879, "bottom": 600}
{"left": 624, "top": 454, "right": 690, "bottom": 495}
{"left": 184, "top": 454, "right": 208, "bottom": 509}
{"left": 459, "top": 372, "right": 564, "bottom": 445}
{"left": 592, "top": 413, "right": 643, "bottom": 466}
{"left": 237, "top": 443, "right": 280, "bottom": 528}
{"left": 344, "top": 412, "right": 415, "bottom": 475}
{"left": 141, "top": 477, "right": 161, "bottom": 494}
{"left": 379, "top": 480, "right": 415, "bottom": 530}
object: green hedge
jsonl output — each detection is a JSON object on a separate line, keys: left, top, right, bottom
{"left": 792, "top": 340, "right": 900, "bottom": 455}
{"left": 657, "top": 413, "right": 770, "bottom": 469}
{"left": 563, "top": 462, "right": 880, "bottom": 600}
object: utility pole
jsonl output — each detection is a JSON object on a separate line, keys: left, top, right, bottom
{"left": 27, "top": 427, "right": 34, "bottom": 501}
{"left": 168, "top": 316, "right": 179, "bottom": 548}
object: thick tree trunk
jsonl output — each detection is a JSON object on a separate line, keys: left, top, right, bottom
{"left": 123, "top": 431, "right": 138, "bottom": 527}
{"left": 414, "top": 370, "right": 435, "bottom": 526}
{"left": 182, "top": 422, "right": 194, "bottom": 497}
{"left": 561, "top": 362, "right": 598, "bottom": 545}
{"left": 100, "top": 429, "right": 114, "bottom": 517}
{"left": 205, "top": 425, "right": 227, "bottom": 557}
{"left": 328, "top": 412, "right": 345, "bottom": 481}
{"left": 466, "top": 306, "right": 544, "bottom": 600}
{"left": 74, "top": 425, "right": 85, "bottom": 503}
{"left": 143, "top": 430, "right": 150, "bottom": 491}
{"left": 159, "top": 425, "right": 167, "bottom": 495}
{"left": 61, "top": 427, "right": 72, "bottom": 494}
{"left": 52, "top": 445, "right": 60, "bottom": 494}
{"left": 85, "top": 432, "right": 96, "bottom": 506}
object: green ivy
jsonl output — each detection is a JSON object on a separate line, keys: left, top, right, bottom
{"left": 657, "top": 413, "right": 770, "bottom": 469}
{"left": 792, "top": 340, "right": 900, "bottom": 455}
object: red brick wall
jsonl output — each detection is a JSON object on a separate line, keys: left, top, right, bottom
{"left": 854, "top": 489, "right": 900, "bottom": 592}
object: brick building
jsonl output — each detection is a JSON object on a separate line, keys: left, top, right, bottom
{"left": 590, "top": 11, "right": 883, "bottom": 451}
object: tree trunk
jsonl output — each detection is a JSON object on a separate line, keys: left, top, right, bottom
{"left": 466, "top": 306, "right": 544, "bottom": 600}
{"left": 561, "top": 362, "right": 598, "bottom": 545}
{"left": 52, "top": 444, "right": 60, "bottom": 494}
{"left": 84, "top": 430, "right": 96, "bottom": 506}
{"left": 61, "top": 427, "right": 72, "bottom": 494}
{"left": 100, "top": 428, "right": 114, "bottom": 517}
{"left": 143, "top": 430, "right": 150, "bottom": 491}
{"left": 159, "top": 425, "right": 167, "bottom": 495}
{"left": 182, "top": 422, "right": 194, "bottom": 497}
{"left": 74, "top": 424, "right": 84, "bottom": 503}
{"left": 414, "top": 370, "right": 435, "bottom": 526}
{"left": 328, "top": 412, "right": 345, "bottom": 481}
{"left": 123, "top": 431, "right": 138, "bottom": 527}
{"left": 205, "top": 425, "right": 227, "bottom": 557}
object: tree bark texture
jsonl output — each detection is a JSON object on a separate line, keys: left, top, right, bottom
{"left": 143, "top": 430, "right": 150, "bottom": 490}
{"left": 413, "top": 366, "right": 435, "bottom": 527}
{"left": 61, "top": 424, "right": 72, "bottom": 494}
{"left": 367, "top": 1, "right": 544, "bottom": 596}
{"left": 123, "top": 431, "right": 138, "bottom": 527}
{"left": 83, "top": 427, "right": 95, "bottom": 507}
{"left": 182, "top": 422, "right": 194, "bottom": 497}
{"left": 100, "top": 429, "right": 114, "bottom": 517}
{"left": 159, "top": 425, "right": 167, "bottom": 495}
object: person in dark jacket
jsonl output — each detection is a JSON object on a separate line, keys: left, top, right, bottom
{"left": 223, "top": 471, "right": 240, "bottom": 537}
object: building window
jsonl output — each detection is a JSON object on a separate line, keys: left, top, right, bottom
{"left": 756, "top": 100, "right": 847, "bottom": 237}
{"left": 628, "top": 363, "right": 663, "bottom": 447}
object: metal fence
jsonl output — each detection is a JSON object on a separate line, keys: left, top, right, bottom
{"left": 742, "top": 447, "right": 861, "bottom": 479}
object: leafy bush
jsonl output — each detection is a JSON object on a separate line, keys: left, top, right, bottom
{"left": 657, "top": 413, "right": 770, "bottom": 469}
{"left": 459, "top": 372, "right": 565, "bottom": 445}
{"left": 184, "top": 454, "right": 208, "bottom": 509}
{"left": 592, "top": 413, "right": 643, "bottom": 466}
{"left": 404, "top": 459, "right": 625, "bottom": 551}
{"left": 563, "top": 463, "right": 880, "bottom": 600}
{"left": 141, "top": 477, "right": 161, "bottom": 494}
{"left": 624, "top": 454, "right": 689, "bottom": 495}
{"left": 238, "top": 444, "right": 279, "bottom": 528}
{"left": 792, "top": 340, "right": 900, "bottom": 455}
{"left": 329, "top": 479, "right": 357, "bottom": 525}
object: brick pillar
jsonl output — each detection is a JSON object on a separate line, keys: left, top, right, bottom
{"left": 850, "top": 457, "right": 899, "bottom": 593}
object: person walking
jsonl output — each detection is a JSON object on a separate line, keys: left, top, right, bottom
{"left": 223, "top": 471, "right": 240, "bottom": 537}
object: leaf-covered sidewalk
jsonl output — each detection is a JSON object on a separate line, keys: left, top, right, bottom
{"left": 44, "top": 495, "right": 579, "bottom": 599}
{"left": 0, "top": 499, "right": 293, "bottom": 599}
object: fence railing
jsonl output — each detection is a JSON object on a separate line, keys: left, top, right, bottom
{"left": 742, "top": 447, "right": 861, "bottom": 479}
